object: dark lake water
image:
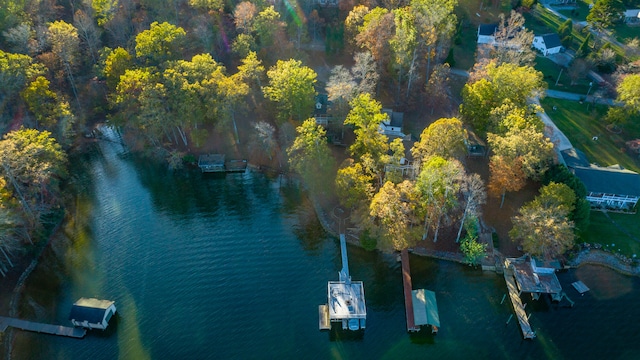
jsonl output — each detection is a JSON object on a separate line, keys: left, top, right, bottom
{"left": 10, "top": 129, "right": 640, "bottom": 359}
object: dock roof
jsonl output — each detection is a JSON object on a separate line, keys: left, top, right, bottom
{"left": 411, "top": 289, "right": 440, "bottom": 328}
{"left": 69, "top": 298, "right": 115, "bottom": 323}
{"left": 508, "top": 257, "right": 562, "bottom": 294}
{"left": 328, "top": 281, "right": 366, "bottom": 319}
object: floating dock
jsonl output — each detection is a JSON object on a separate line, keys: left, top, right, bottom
{"left": 320, "top": 234, "right": 366, "bottom": 331}
{"left": 198, "top": 154, "right": 247, "bottom": 173}
{"left": 571, "top": 281, "right": 590, "bottom": 294}
{"left": 0, "top": 316, "right": 86, "bottom": 338}
{"left": 503, "top": 260, "right": 536, "bottom": 339}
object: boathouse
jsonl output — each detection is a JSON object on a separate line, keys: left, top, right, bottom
{"left": 320, "top": 234, "right": 366, "bottom": 331}
{"left": 507, "top": 256, "right": 562, "bottom": 300}
{"left": 69, "top": 298, "right": 116, "bottom": 330}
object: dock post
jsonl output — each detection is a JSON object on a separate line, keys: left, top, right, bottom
{"left": 500, "top": 294, "right": 506, "bottom": 304}
{"left": 506, "top": 314, "right": 513, "bottom": 325}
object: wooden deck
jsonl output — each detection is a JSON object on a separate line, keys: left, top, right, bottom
{"left": 503, "top": 263, "right": 536, "bottom": 339}
{"left": 401, "top": 249, "right": 420, "bottom": 332}
{"left": 0, "top": 316, "right": 86, "bottom": 338}
{"left": 318, "top": 305, "right": 331, "bottom": 330}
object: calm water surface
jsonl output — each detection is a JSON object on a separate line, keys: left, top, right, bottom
{"left": 11, "top": 133, "right": 640, "bottom": 359}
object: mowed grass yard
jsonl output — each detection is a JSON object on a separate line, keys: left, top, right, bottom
{"left": 541, "top": 98, "right": 640, "bottom": 256}
{"left": 540, "top": 98, "right": 640, "bottom": 172}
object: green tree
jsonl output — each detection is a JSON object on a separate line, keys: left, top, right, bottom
{"left": 102, "top": 47, "right": 133, "bottom": 91}
{"left": 21, "top": 76, "right": 59, "bottom": 128}
{"left": 460, "top": 218, "right": 487, "bottom": 266}
{"left": 237, "top": 51, "right": 265, "bottom": 89}
{"left": 188, "top": 0, "right": 224, "bottom": 11}
{"left": 0, "top": 128, "right": 67, "bottom": 227}
{"left": 460, "top": 62, "right": 545, "bottom": 134}
{"left": 587, "top": 0, "right": 625, "bottom": 30}
{"left": 47, "top": 20, "right": 80, "bottom": 104}
{"left": 344, "top": 93, "right": 389, "bottom": 165}
{"left": 411, "top": 117, "right": 466, "bottom": 163}
{"left": 0, "top": 50, "right": 45, "bottom": 113}
{"left": 253, "top": 6, "right": 283, "bottom": 49}
{"left": 263, "top": 59, "right": 317, "bottom": 122}
{"left": 415, "top": 156, "right": 462, "bottom": 242}
{"left": 390, "top": 7, "right": 417, "bottom": 102}
{"left": 510, "top": 183, "right": 576, "bottom": 259}
{"left": 487, "top": 125, "right": 555, "bottom": 181}
{"left": 135, "top": 22, "right": 186, "bottom": 64}
{"left": 287, "top": 119, "right": 335, "bottom": 195}
{"left": 370, "top": 180, "right": 417, "bottom": 251}
{"left": 576, "top": 33, "right": 592, "bottom": 58}
{"left": 616, "top": 74, "right": 640, "bottom": 114}
{"left": 336, "top": 160, "right": 375, "bottom": 209}
{"left": 92, "top": 0, "right": 119, "bottom": 26}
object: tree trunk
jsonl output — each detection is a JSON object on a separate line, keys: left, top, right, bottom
{"left": 232, "top": 111, "right": 240, "bottom": 144}
{"left": 422, "top": 213, "right": 430, "bottom": 240}
{"left": 500, "top": 190, "right": 506, "bottom": 209}
{"left": 456, "top": 203, "right": 469, "bottom": 243}
{"left": 0, "top": 246, "right": 14, "bottom": 268}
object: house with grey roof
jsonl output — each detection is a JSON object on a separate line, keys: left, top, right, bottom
{"left": 380, "top": 109, "right": 407, "bottom": 139}
{"left": 571, "top": 165, "right": 640, "bottom": 211}
{"left": 532, "top": 33, "right": 563, "bottom": 56}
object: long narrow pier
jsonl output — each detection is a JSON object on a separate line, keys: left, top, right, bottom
{"left": 502, "top": 264, "right": 536, "bottom": 339}
{"left": 0, "top": 316, "right": 86, "bottom": 338}
{"left": 401, "top": 249, "right": 419, "bottom": 332}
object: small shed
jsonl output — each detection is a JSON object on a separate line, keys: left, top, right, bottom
{"left": 477, "top": 24, "right": 498, "bottom": 45}
{"left": 69, "top": 298, "right": 116, "bottom": 330}
{"left": 532, "top": 33, "right": 563, "bottom": 56}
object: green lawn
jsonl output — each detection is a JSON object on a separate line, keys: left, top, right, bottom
{"left": 556, "top": 1, "right": 591, "bottom": 22}
{"left": 582, "top": 211, "right": 640, "bottom": 258}
{"left": 613, "top": 23, "right": 640, "bottom": 43}
{"left": 540, "top": 98, "right": 640, "bottom": 172}
{"left": 534, "top": 56, "right": 594, "bottom": 93}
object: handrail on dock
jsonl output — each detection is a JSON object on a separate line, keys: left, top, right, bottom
{"left": 503, "top": 262, "right": 536, "bottom": 339}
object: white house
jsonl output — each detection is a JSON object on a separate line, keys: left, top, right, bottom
{"left": 572, "top": 165, "right": 640, "bottom": 211}
{"left": 69, "top": 298, "right": 117, "bottom": 330}
{"left": 477, "top": 24, "right": 498, "bottom": 45}
{"left": 624, "top": 9, "right": 640, "bottom": 24}
{"left": 379, "top": 109, "right": 406, "bottom": 138}
{"left": 532, "top": 33, "right": 563, "bottom": 56}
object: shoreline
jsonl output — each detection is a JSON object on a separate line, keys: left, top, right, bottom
{"left": 305, "top": 181, "right": 640, "bottom": 275}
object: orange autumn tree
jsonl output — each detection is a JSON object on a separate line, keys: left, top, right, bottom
{"left": 488, "top": 155, "right": 526, "bottom": 208}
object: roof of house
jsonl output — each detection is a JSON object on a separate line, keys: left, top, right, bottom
{"left": 624, "top": 9, "right": 640, "bottom": 17}
{"left": 478, "top": 24, "right": 498, "bottom": 36}
{"left": 561, "top": 148, "right": 590, "bottom": 168}
{"left": 539, "top": 33, "right": 562, "bottom": 49}
{"left": 382, "top": 109, "right": 403, "bottom": 127}
{"left": 69, "top": 298, "right": 115, "bottom": 323}
{"left": 572, "top": 165, "right": 640, "bottom": 197}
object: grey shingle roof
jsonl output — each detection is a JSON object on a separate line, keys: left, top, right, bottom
{"left": 541, "top": 33, "right": 562, "bottom": 49}
{"left": 478, "top": 24, "right": 498, "bottom": 36}
{"left": 572, "top": 166, "right": 640, "bottom": 197}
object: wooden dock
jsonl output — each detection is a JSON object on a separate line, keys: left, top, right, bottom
{"left": 503, "top": 263, "right": 536, "bottom": 339}
{"left": 318, "top": 305, "right": 330, "bottom": 330}
{"left": 401, "top": 249, "right": 419, "bottom": 332}
{"left": 0, "top": 316, "right": 86, "bottom": 338}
